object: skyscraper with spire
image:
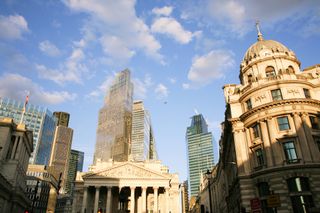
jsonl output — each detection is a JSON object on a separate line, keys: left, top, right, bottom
{"left": 186, "top": 113, "right": 214, "bottom": 197}
{"left": 94, "top": 69, "right": 133, "bottom": 163}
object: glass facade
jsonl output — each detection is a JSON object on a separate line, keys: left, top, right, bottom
{"left": 0, "top": 97, "right": 56, "bottom": 164}
{"left": 65, "top": 149, "right": 84, "bottom": 194}
{"left": 186, "top": 114, "right": 214, "bottom": 197}
{"left": 94, "top": 69, "right": 133, "bottom": 163}
{"left": 131, "top": 101, "right": 158, "bottom": 161}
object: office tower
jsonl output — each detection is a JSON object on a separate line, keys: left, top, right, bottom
{"left": 65, "top": 149, "right": 84, "bottom": 194}
{"left": 49, "top": 112, "right": 73, "bottom": 194}
{"left": 53, "top": 111, "right": 70, "bottom": 127}
{"left": 94, "top": 69, "right": 133, "bottom": 163}
{"left": 0, "top": 98, "right": 56, "bottom": 164}
{"left": 131, "top": 100, "right": 158, "bottom": 161}
{"left": 186, "top": 114, "right": 214, "bottom": 197}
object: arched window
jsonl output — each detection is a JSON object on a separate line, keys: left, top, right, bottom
{"left": 265, "top": 66, "right": 276, "bottom": 78}
{"left": 288, "top": 66, "right": 294, "bottom": 73}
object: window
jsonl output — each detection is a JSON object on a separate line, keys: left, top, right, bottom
{"left": 303, "top": 88, "right": 311, "bottom": 99}
{"left": 252, "top": 123, "right": 261, "bottom": 138}
{"left": 283, "top": 141, "right": 298, "bottom": 163}
{"left": 271, "top": 89, "right": 283, "bottom": 100}
{"left": 287, "top": 177, "right": 310, "bottom": 192}
{"left": 287, "top": 177, "right": 314, "bottom": 213}
{"left": 277, "top": 116, "right": 290, "bottom": 131}
{"left": 309, "top": 115, "right": 319, "bottom": 129}
{"left": 316, "top": 138, "right": 320, "bottom": 152}
{"left": 255, "top": 148, "right": 264, "bottom": 167}
{"left": 246, "top": 99, "right": 252, "bottom": 110}
{"left": 265, "top": 66, "right": 276, "bottom": 77}
{"left": 257, "top": 182, "right": 270, "bottom": 197}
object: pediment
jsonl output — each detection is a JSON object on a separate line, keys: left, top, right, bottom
{"left": 84, "top": 162, "right": 169, "bottom": 180}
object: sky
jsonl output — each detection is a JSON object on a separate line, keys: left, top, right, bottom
{"left": 0, "top": 0, "right": 319, "bottom": 181}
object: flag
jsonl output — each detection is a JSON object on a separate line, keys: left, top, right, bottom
{"left": 25, "top": 95, "right": 29, "bottom": 107}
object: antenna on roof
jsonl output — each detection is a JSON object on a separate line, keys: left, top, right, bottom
{"left": 255, "top": 20, "right": 264, "bottom": 41}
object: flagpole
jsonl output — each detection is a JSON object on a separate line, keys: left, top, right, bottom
{"left": 20, "top": 94, "right": 29, "bottom": 124}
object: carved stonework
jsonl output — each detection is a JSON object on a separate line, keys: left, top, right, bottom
{"left": 287, "top": 88, "right": 300, "bottom": 95}
{"left": 254, "top": 94, "right": 266, "bottom": 102}
{"left": 96, "top": 164, "right": 164, "bottom": 179}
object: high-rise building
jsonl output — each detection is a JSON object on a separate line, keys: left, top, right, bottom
{"left": 186, "top": 114, "right": 214, "bottom": 197}
{"left": 94, "top": 69, "right": 133, "bottom": 163}
{"left": 65, "top": 149, "right": 84, "bottom": 194}
{"left": 49, "top": 112, "right": 73, "bottom": 194}
{"left": 131, "top": 100, "right": 158, "bottom": 161}
{"left": 0, "top": 98, "right": 56, "bottom": 165}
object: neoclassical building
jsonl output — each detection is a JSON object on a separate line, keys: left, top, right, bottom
{"left": 207, "top": 28, "right": 320, "bottom": 212}
{"left": 72, "top": 160, "right": 180, "bottom": 213}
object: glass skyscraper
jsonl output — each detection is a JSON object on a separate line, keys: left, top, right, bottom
{"left": 0, "top": 97, "right": 56, "bottom": 165}
{"left": 65, "top": 149, "right": 84, "bottom": 194}
{"left": 131, "top": 100, "right": 158, "bottom": 161}
{"left": 94, "top": 69, "right": 133, "bottom": 163}
{"left": 186, "top": 114, "right": 214, "bottom": 197}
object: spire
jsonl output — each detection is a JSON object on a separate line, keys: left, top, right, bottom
{"left": 255, "top": 20, "right": 264, "bottom": 41}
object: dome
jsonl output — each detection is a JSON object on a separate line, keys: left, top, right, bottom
{"left": 242, "top": 23, "right": 296, "bottom": 65}
{"left": 243, "top": 39, "right": 292, "bottom": 63}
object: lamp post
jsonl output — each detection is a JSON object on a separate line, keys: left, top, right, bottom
{"left": 205, "top": 170, "right": 213, "bottom": 213}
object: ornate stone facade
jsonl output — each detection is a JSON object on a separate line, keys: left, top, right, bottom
{"left": 207, "top": 28, "right": 320, "bottom": 212}
{"left": 72, "top": 160, "right": 180, "bottom": 213}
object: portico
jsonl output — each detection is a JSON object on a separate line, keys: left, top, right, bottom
{"left": 72, "top": 161, "right": 180, "bottom": 213}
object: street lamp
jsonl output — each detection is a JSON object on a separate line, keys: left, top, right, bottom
{"left": 205, "top": 170, "right": 213, "bottom": 213}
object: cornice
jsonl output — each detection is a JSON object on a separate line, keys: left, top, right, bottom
{"left": 240, "top": 99, "right": 320, "bottom": 121}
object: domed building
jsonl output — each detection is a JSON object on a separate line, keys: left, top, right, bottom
{"left": 206, "top": 26, "right": 320, "bottom": 213}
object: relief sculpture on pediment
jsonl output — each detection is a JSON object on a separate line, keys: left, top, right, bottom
{"left": 99, "top": 165, "right": 157, "bottom": 178}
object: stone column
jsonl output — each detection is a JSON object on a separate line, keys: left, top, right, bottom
{"left": 293, "top": 113, "right": 311, "bottom": 162}
{"left": 81, "top": 186, "right": 88, "bottom": 213}
{"left": 106, "top": 187, "right": 112, "bottom": 213}
{"left": 142, "top": 187, "right": 147, "bottom": 213}
{"left": 94, "top": 186, "right": 100, "bottom": 213}
{"left": 10, "top": 136, "right": 19, "bottom": 159}
{"left": 165, "top": 187, "right": 170, "bottom": 213}
{"left": 266, "top": 117, "right": 283, "bottom": 165}
{"left": 130, "top": 187, "right": 135, "bottom": 213}
{"left": 260, "top": 120, "right": 274, "bottom": 167}
{"left": 153, "top": 187, "right": 158, "bottom": 213}
{"left": 301, "top": 113, "right": 320, "bottom": 161}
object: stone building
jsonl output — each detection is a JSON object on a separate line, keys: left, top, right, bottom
{"left": 72, "top": 160, "right": 180, "bottom": 213}
{"left": 0, "top": 118, "right": 33, "bottom": 212}
{"left": 209, "top": 27, "right": 320, "bottom": 212}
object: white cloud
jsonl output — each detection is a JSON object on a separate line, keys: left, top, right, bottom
{"left": 0, "top": 73, "right": 77, "bottom": 105}
{"left": 132, "top": 74, "right": 153, "bottom": 99}
{"left": 39, "top": 40, "right": 61, "bottom": 57}
{"left": 182, "top": 83, "right": 190, "bottom": 89}
{"left": 169, "top": 78, "right": 176, "bottom": 84}
{"left": 182, "top": 0, "right": 320, "bottom": 36}
{"left": 151, "top": 17, "right": 197, "bottom": 44}
{"left": 36, "top": 48, "right": 87, "bottom": 85}
{"left": 152, "top": 6, "right": 173, "bottom": 16}
{"left": 86, "top": 74, "right": 117, "bottom": 100}
{"left": 155, "top": 83, "right": 169, "bottom": 99}
{"left": 0, "top": 14, "right": 29, "bottom": 40}
{"left": 187, "top": 50, "right": 235, "bottom": 85}
{"left": 100, "top": 35, "right": 135, "bottom": 61}
{"left": 64, "top": 0, "right": 163, "bottom": 62}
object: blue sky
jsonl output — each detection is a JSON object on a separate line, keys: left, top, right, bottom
{"left": 0, "top": 0, "right": 319, "bottom": 181}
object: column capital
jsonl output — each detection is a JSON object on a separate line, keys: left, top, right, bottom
{"left": 141, "top": 186, "right": 148, "bottom": 190}
{"left": 153, "top": 186, "right": 159, "bottom": 190}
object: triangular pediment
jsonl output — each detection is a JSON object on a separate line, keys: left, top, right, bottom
{"left": 84, "top": 162, "right": 169, "bottom": 180}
